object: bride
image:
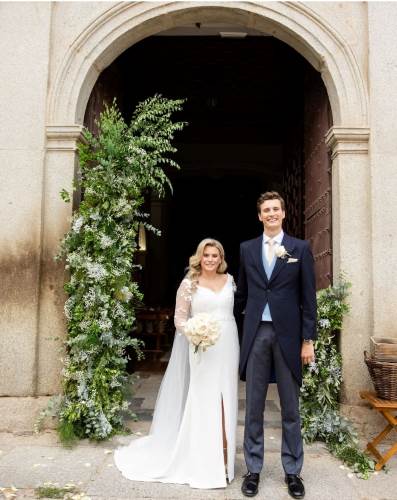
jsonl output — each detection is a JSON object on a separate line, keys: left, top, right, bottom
{"left": 114, "top": 238, "right": 240, "bottom": 489}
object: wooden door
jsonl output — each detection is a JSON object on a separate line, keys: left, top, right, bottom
{"left": 84, "top": 65, "right": 125, "bottom": 134}
{"left": 303, "top": 68, "right": 333, "bottom": 290}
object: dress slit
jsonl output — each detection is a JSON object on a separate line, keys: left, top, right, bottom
{"left": 221, "top": 394, "right": 228, "bottom": 475}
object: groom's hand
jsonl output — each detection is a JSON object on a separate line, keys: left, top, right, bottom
{"left": 301, "top": 342, "right": 315, "bottom": 365}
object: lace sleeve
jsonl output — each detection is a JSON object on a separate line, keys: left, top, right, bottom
{"left": 231, "top": 274, "right": 237, "bottom": 293}
{"left": 174, "top": 278, "right": 192, "bottom": 334}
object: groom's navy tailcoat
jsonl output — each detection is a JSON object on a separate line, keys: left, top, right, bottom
{"left": 234, "top": 233, "right": 317, "bottom": 385}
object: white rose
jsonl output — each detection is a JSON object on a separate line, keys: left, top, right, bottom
{"left": 275, "top": 245, "right": 288, "bottom": 259}
{"left": 184, "top": 313, "right": 220, "bottom": 353}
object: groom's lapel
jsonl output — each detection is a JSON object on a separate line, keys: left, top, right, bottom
{"left": 250, "top": 236, "right": 268, "bottom": 284}
{"left": 269, "top": 233, "right": 295, "bottom": 283}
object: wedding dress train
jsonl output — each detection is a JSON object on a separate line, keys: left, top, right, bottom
{"left": 114, "top": 273, "right": 239, "bottom": 489}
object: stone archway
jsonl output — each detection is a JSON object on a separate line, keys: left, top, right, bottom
{"left": 42, "top": 2, "right": 370, "bottom": 405}
{"left": 47, "top": 2, "right": 368, "bottom": 126}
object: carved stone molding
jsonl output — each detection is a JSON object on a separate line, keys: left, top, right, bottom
{"left": 46, "top": 125, "right": 85, "bottom": 151}
{"left": 48, "top": 1, "right": 369, "bottom": 126}
{"left": 325, "top": 126, "right": 370, "bottom": 160}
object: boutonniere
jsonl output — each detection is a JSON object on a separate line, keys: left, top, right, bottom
{"left": 275, "top": 245, "right": 291, "bottom": 260}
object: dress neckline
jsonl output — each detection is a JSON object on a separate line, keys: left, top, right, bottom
{"left": 197, "top": 274, "right": 229, "bottom": 294}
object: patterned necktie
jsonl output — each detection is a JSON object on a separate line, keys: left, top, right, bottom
{"left": 267, "top": 239, "right": 275, "bottom": 265}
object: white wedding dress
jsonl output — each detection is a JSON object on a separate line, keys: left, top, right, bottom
{"left": 114, "top": 273, "right": 239, "bottom": 489}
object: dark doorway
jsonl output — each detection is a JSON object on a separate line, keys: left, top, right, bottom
{"left": 84, "top": 32, "right": 332, "bottom": 313}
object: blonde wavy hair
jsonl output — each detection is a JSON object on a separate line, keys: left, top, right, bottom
{"left": 187, "top": 238, "right": 228, "bottom": 292}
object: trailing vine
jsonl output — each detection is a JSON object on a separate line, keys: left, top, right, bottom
{"left": 56, "top": 96, "right": 185, "bottom": 441}
{"left": 300, "top": 278, "right": 375, "bottom": 478}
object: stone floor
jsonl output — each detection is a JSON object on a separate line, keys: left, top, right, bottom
{"left": 0, "top": 372, "right": 396, "bottom": 499}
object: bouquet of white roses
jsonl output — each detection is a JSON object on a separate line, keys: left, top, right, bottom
{"left": 184, "top": 313, "right": 221, "bottom": 353}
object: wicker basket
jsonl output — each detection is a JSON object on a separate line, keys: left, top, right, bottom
{"left": 364, "top": 351, "right": 397, "bottom": 401}
{"left": 370, "top": 336, "right": 397, "bottom": 362}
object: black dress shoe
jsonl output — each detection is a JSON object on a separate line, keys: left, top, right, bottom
{"left": 285, "top": 474, "right": 305, "bottom": 499}
{"left": 241, "top": 472, "right": 260, "bottom": 497}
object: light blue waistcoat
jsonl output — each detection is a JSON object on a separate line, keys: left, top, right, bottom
{"left": 261, "top": 243, "right": 276, "bottom": 321}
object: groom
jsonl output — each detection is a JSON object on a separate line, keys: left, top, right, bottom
{"left": 234, "top": 191, "right": 316, "bottom": 499}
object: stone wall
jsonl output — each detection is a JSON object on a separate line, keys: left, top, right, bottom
{"left": 0, "top": 2, "right": 52, "bottom": 396}
{"left": 368, "top": 3, "right": 397, "bottom": 338}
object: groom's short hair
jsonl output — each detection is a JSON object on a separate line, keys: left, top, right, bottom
{"left": 257, "top": 191, "right": 286, "bottom": 213}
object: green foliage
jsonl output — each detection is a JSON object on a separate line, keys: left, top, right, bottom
{"left": 60, "top": 188, "right": 71, "bottom": 203}
{"left": 34, "top": 395, "right": 62, "bottom": 435}
{"left": 328, "top": 441, "right": 375, "bottom": 478}
{"left": 35, "top": 482, "right": 78, "bottom": 498}
{"left": 56, "top": 95, "right": 186, "bottom": 441}
{"left": 300, "top": 278, "right": 375, "bottom": 478}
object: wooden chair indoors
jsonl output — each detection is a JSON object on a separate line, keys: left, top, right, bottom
{"left": 134, "top": 308, "right": 174, "bottom": 371}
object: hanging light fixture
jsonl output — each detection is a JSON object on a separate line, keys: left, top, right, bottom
{"left": 138, "top": 223, "right": 147, "bottom": 251}
{"left": 219, "top": 31, "right": 247, "bottom": 39}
